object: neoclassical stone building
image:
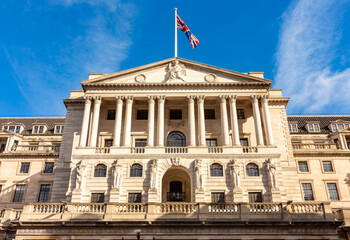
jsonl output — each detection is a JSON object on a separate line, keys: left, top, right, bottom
{"left": 0, "top": 58, "right": 350, "bottom": 239}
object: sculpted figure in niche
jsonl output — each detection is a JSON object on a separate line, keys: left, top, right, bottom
{"left": 149, "top": 159, "right": 158, "bottom": 190}
{"left": 111, "top": 160, "right": 122, "bottom": 190}
{"left": 266, "top": 158, "right": 277, "bottom": 188}
{"left": 76, "top": 160, "right": 87, "bottom": 190}
{"left": 167, "top": 60, "right": 186, "bottom": 82}
{"left": 194, "top": 159, "right": 203, "bottom": 190}
{"left": 230, "top": 160, "right": 241, "bottom": 190}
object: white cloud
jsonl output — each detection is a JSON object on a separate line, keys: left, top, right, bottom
{"left": 274, "top": 0, "right": 350, "bottom": 114}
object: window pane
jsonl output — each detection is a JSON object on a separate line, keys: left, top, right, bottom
{"left": 302, "top": 183, "right": 314, "bottom": 201}
{"left": 13, "top": 185, "right": 26, "bottom": 202}
{"left": 4, "top": 126, "right": 8, "bottom": 131}
{"left": 55, "top": 126, "right": 60, "bottom": 133}
{"left": 130, "top": 164, "right": 142, "bottom": 177}
{"left": 94, "top": 164, "right": 107, "bottom": 177}
{"left": 210, "top": 164, "right": 223, "bottom": 176}
{"left": 61, "top": 126, "right": 64, "bottom": 133}
{"left": 44, "top": 162, "right": 54, "bottom": 173}
{"left": 39, "top": 126, "right": 44, "bottom": 133}
{"left": 331, "top": 124, "right": 337, "bottom": 132}
{"left": 107, "top": 110, "right": 116, "bottom": 120}
{"left": 309, "top": 124, "right": 314, "bottom": 132}
{"left": 327, "top": 183, "right": 339, "bottom": 201}
{"left": 345, "top": 124, "right": 349, "bottom": 129}
{"left": 128, "top": 193, "right": 141, "bottom": 203}
{"left": 15, "top": 126, "right": 20, "bottom": 133}
{"left": 246, "top": 163, "right": 259, "bottom": 176}
{"left": 206, "top": 139, "right": 217, "bottom": 147}
{"left": 105, "top": 139, "right": 113, "bottom": 147}
{"left": 9, "top": 126, "right": 15, "bottom": 132}
{"left": 91, "top": 193, "right": 105, "bottom": 203}
{"left": 211, "top": 192, "right": 225, "bottom": 203}
{"left": 170, "top": 109, "right": 182, "bottom": 120}
{"left": 298, "top": 161, "right": 309, "bottom": 172}
{"left": 237, "top": 109, "right": 245, "bottom": 119}
{"left": 167, "top": 132, "right": 186, "bottom": 147}
{"left": 204, "top": 109, "right": 215, "bottom": 119}
{"left": 135, "top": 139, "right": 147, "bottom": 147}
{"left": 314, "top": 124, "right": 319, "bottom": 132}
{"left": 136, "top": 110, "right": 148, "bottom": 120}
{"left": 33, "top": 126, "right": 38, "bottom": 134}
{"left": 38, "top": 184, "right": 51, "bottom": 202}
{"left": 290, "top": 124, "right": 297, "bottom": 132}
{"left": 322, "top": 161, "right": 333, "bottom": 172}
{"left": 240, "top": 138, "right": 249, "bottom": 146}
{"left": 248, "top": 192, "right": 262, "bottom": 203}
{"left": 20, "top": 162, "right": 30, "bottom": 173}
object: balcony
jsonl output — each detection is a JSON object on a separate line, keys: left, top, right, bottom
{"left": 2, "top": 145, "right": 61, "bottom": 155}
{"left": 167, "top": 192, "right": 186, "bottom": 202}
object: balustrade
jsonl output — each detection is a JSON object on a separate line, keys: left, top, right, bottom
{"left": 292, "top": 143, "right": 336, "bottom": 150}
{"left": 208, "top": 204, "right": 239, "bottom": 213}
{"left": 249, "top": 203, "right": 281, "bottom": 213}
{"left": 32, "top": 203, "right": 64, "bottom": 213}
{"left": 165, "top": 147, "right": 188, "bottom": 154}
{"left": 114, "top": 203, "right": 147, "bottom": 213}
{"left": 130, "top": 147, "right": 145, "bottom": 153}
{"left": 72, "top": 203, "right": 106, "bottom": 213}
{"left": 288, "top": 203, "right": 323, "bottom": 213}
{"left": 156, "top": 203, "right": 197, "bottom": 214}
{"left": 13, "top": 145, "right": 60, "bottom": 153}
{"left": 208, "top": 147, "right": 223, "bottom": 153}
{"left": 96, "top": 147, "right": 110, "bottom": 154}
{"left": 243, "top": 147, "right": 258, "bottom": 153}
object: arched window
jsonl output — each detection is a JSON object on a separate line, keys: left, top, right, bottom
{"left": 130, "top": 164, "right": 143, "bottom": 177}
{"left": 246, "top": 163, "right": 259, "bottom": 176}
{"left": 94, "top": 164, "right": 107, "bottom": 177}
{"left": 210, "top": 163, "right": 223, "bottom": 177}
{"left": 167, "top": 131, "right": 186, "bottom": 147}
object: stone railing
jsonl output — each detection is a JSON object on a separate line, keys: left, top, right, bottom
{"left": 243, "top": 146, "right": 258, "bottom": 153}
{"left": 165, "top": 147, "right": 188, "bottom": 154}
{"left": 208, "top": 147, "right": 223, "bottom": 153}
{"left": 12, "top": 202, "right": 336, "bottom": 224}
{"left": 96, "top": 147, "right": 110, "bottom": 154}
{"left": 130, "top": 147, "right": 145, "bottom": 154}
{"left": 292, "top": 143, "right": 337, "bottom": 150}
{"left": 13, "top": 145, "right": 60, "bottom": 153}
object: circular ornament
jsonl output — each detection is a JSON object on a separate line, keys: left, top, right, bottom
{"left": 204, "top": 73, "right": 218, "bottom": 83}
{"left": 135, "top": 74, "right": 146, "bottom": 83}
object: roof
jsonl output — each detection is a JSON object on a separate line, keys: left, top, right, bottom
{"left": 0, "top": 117, "right": 65, "bottom": 134}
{"left": 287, "top": 115, "right": 350, "bottom": 134}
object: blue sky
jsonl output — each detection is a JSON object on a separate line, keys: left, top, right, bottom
{"left": 0, "top": 0, "right": 349, "bottom": 116}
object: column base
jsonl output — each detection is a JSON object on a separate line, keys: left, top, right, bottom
{"left": 109, "top": 188, "right": 120, "bottom": 203}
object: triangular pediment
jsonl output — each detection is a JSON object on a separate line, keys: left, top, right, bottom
{"left": 81, "top": 58, "right": 271, "bottom": 86}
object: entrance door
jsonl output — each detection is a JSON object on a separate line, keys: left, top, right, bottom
{"left": 168, "top": 181, "right": 184, "bottom": 202}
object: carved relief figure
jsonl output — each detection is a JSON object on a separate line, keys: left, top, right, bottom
{"left": 149, "top": 159, "right": 158, "bottom": 190}
{"left": 166, "top": 60, "right": 186, "bottom": 82}
{"left": 266, "top": 159, "right": 277, "bottom": 188}
{"left": 170, "top": 157, "right": 180, "bottom": 166}
{"left": 194, "top": 159, "right": 203, "bottom": 190}
{"left": 111, "top": 160, "right": 122, "bottom": 190}
{"left": 230, "top": 160, "right": 241, "bottom": 190}
{"left": 76, "top": 160, "right": 87, "bottom": 190}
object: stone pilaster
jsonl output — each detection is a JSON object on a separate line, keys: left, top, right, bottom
{"left": 219, "top": 95, "right": 230, "bottom": 146}
{"left": 187, "top": 96, "right": 196, "bottom": 146}
{"left": 122, "top": 96, "right": 133, "bottom": 147}
{"left": 113, "top": 96, "right": 124, "bottom": 147}
{"left": 197, "top": 96, "right": 206, "bottom": 146}
{"left": 229, "top": 95, "right": 241, "bottom": 146}
{"left": 261, "top": 95, "right": 274, "bottom": 145}
{"left": 157, "top": 96, "right": 165, "bottom": 147}
{"left": 251, "top": 95, "right": 264, "bottom": 146}
{"left": 147, "top": 96, "right": 156, "bottom": 147}
{"left": 79, "top": 96, "right": 92, "bottom": 147}
{"left": 89, "top": 96, "right": 101, "bottom": 147}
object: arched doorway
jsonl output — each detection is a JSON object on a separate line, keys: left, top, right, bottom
{"left": 167, "top": 131, "right": 186, "bottom": 147}
{"left": 161, "top": 167, "right": 191, "bottom": 202}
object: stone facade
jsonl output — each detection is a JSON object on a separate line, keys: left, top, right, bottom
{"left": 0, "top": 58, "right": 349, "bottom": 239}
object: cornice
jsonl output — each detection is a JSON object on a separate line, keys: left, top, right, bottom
{"left": 0, "top": 153, "right": 59, "bottom": 158}
{"left": 63, "top": 99, "right": 85, "bottom": 108}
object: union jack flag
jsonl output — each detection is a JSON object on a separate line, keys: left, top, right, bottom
{"left": 176, "top": 13, "right": 199, "bottom": 49}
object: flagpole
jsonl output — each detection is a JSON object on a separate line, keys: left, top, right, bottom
{"left": 175, "top": 8, "right": 178, "bottom": 58}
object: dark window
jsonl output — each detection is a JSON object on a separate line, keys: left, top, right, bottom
{"left": 44, "top": 162, "right": 54, "bottom": 173}
{"left": 210, "top": 163, "right": 223, "bottom": 177}
{"left": 302, "top": 183, "right": 314, "bottom": 201}
{"left": 167, "top": 131, "right": 186, "bottom": 146}
{"left": 107, "top": 110, "right": 116, "bottom": 120}
{"left": 246, "top": 163, "right": 259, "bottom": 176}
{"left": 170, "top": 109, "right": 182, "bottom": 120}
{"left": 322, "top": 161, "right": 333, "bottom": 172}
{"left": 13, "top": 185, "right": 26, "bottom": 202}
{"left": 237, "top": 109, "right": 245, "bottom": 119}
{"left": 0, "top": 185, "right": 2, "bottom": 194}
{"left": 20, "top": 162, "right": 30, "bottom": 173}
{"left": 91, "top": 193, "right": 105, "bottom": 203}
{"left": 39, "top": 126, "right": 44, "bottom": 134}
{"left": 298, "top": 161, "right": 309, "bottom": 172}
{"left": 211, "top": 192, "right": 225, "bottom": 203}
{"left": 105, "top": 139, "right": 113, "bottom": 147}
{"left": 135, "top": 139, "right": 147, "bottom": 147}
{"left": 206, "top": 139, "right": 217, "bottom": 147}
{"left": 248, "top": 192, "right": 262, "bottom": 203}
{"left": 38, "top": 184, "right": 51, "bottom": 202}
{"left": 240, "top": 138, "right": 249, "bottom": 146}
{"left": 327, "top": 183, "right": 339, "bottom": 201}
{"left": 128, "top": 193, "right": 142, "bottom": 203}
{"left": 137, "top": 110, "right": 148, "bottom": 120}
{"left": 130, "top": 164, "right": 142, "bottom": 177}
{"left": 15, "top": 126, "right": 21, "bottom": 133}
{"left": 94, "top": 164, "right": 107, "bottom": 177}
{"left": 205, "top": 109, "right": 215, "bottom": 119}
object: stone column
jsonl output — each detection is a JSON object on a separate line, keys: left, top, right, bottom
{"left": 229, "top": 96, "right": 240, "bottom": 146}
{"left": 187, "top": 96, "right": 196, "bottom": 146}
{"left": 219, "top": 95, "right": 230, "bottom": 146}
{"left": 113, "top": 96, "right": 124, "bottom": 147}
{"left": 157, "top": 96, "right": 165, "bottom": 146}
{"left": 89, "top": 96, "right": 102, "bottom": 147}
{"left": 251, "top": 95, "right": 264, "bottom": 146}
{"left": 261, "top": 95, "right": 274, "bottom": 145}
{"left": 122, "top": 96, "right": 133, "bottom": 147}
{"left": 197, "top": 96, "right": 206, "bottom": 146}
{"left": 79, "top": 96, "right": 92, "bottom": 147}
{"left": 147, "top": 96, "right": 156, "bottom": 146}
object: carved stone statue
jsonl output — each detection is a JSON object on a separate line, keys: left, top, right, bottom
{"left": 111, "top": 160, "right": 122, "bottom": 190}
{"left": 230, "top": 160, "right": 241, "bottom": 190}
{"left": 166, "top": 60, "right": 186, "bottom": 82}
{"left": 266, "top": 159, "right": 277, "bottom": 188}
{"left": 76, "top": 160, "right": 87, "bottom": 190}
{"left": 170, "top": 157, "right": 180, "bottom": 166}
{"left": 149, "top": 159, "right": 158, "bottom": 190}
{"left": 194, "top": 159, "right": 203, "bottom": 190}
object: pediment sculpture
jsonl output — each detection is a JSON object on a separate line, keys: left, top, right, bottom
{"left": 165, "top": 60, "right": 186, "bottom": 82}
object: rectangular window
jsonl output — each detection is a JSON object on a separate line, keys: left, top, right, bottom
{"left": 331, "top": 124, "right": 337, "bottom": 132}
{"left": 248, "top": 192, "right": 262, "bottom": 203}
{"left": 105, "top": 139, "right": 113, "bottom": 147}
{"left": 9, "top": 126, "right": 15, "bottom": 132}
{"left": 135, "top": 139, "right": 147, "bottom": 147}
{"left": 38, "top": 184, "right": 51, "bottom": 202}
{"left": 15, "top": 126, "right": 21, "bottom": 133}
{"left": 91, "top": 193, "right": 105, "bottom": 203}
{"left": 327, "top": 183, "right": 339, "bottom": 201}
{"left": 128, "top": 193, "right": 142, "bottom": 203}
{"left": 13, "top": 185, "right": 26, "bottom": 202}
{"left": 289, "top": 124, "right": 298, "bottom": 132}
{"left": 204, "top": 109, "right": 215, "bottom": 119}
{"left": 237, "top": 109, "right": 245, "bottom": 119}
{"left": 308, "top": 124, "right": 320, "bottom": 132}
{"left": 211, "top": 192, "right": 225, "bottom": 203}
{"left": 55, "top": 125, "right": 64, "bottom": 134}
{"left": 20, "top": 162, "right": 30, "bottom": 174}
{"left": 107, "top": 110, "right": 116, "bottom": 120}
{"left": 39, "top": 126, "right": 44, "bottom": 134}
{"left": 337, "top": 124, "right": 344, "bottom": 130}
{"left": 206, "top": 139, "right": 217, "bottom": 147}
{"left": 33, "top": 126, "right": 39, "bottom": 134}
{"left": 170, "top": 109, "right": 182, "bottom": 120}
{"left": 298, "top": 161, "right": 309, "bottom": 172}
{"left": 3, "top": 126, "right": 8, "bottom": 131}
{"left": 322, "top": 161, "right": 333, "bottom": 172}
{"left": 302, "top": 183, "right": 314, "bottom": 201}
{"left": 345, "top": 124, "right": 349, "bottom": 129}
{"left": 240, "top": 138, "right": 249, "bottom": 146}
{"left": 44, "top": 162, "right": 54, "bottom": 173}
{"left": 137, "top": 110, "right": 148, "bottom": 120}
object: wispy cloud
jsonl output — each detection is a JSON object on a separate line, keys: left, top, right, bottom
{"left": 274, "top": 0, "right": 350, "bottom": 114}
